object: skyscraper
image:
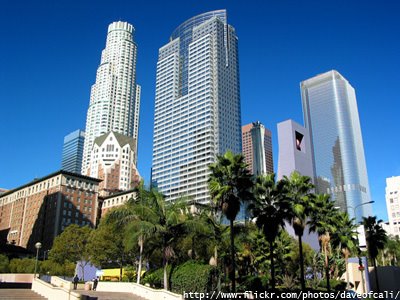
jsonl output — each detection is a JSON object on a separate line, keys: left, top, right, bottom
{"left": 152, "top": 10, "right": 242, "bottom": 203}
{"left": 301, "top": 70, "right": 372, "bottom": 222}
{"left": 61, "top": 129, "right": 85, "bottom": 173}
{"left": 242, "top": 122, "right": 273, "bottom": 176}
{"left": 82, "top": 21, "right": 140, "bottom": 174}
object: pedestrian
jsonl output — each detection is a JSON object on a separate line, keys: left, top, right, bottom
{"left": 73, "top": 274, "right": 79, "bottom": 290}
{"left": 93, "top": 277, "right": 99, "bottom": 291}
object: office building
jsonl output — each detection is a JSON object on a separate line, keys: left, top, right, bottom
{"left": 86, "top": 131, "right": 140, "bottom": 195}
{"left": 151, "top": 10, "right": 242, "bottom": 203}
{"left": 277, "top": 119, "right": 314, "bottom": 180}
{"left": 242, "top": 122, "right": 273, "bottom": 176}
{"left": 385, "top": 176, "right": 400, "bottom": 237}
{"left": 62, "top": 130, "right": 85, "bottom": 173}
{"left": 0, "top": 171, "right": 101, "bottom": 252}
{"left": 301, "top": 70, "right": 372, "bottom": 222}
{"left": 82, "top": 21, "right": 140, "bottom": 174}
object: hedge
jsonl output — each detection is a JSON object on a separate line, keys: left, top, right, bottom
{"left": 143, "top": 261, "right": 216, "bottom": 294}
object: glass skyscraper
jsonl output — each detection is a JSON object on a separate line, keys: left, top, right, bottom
{"left": 61, "top": 129, "right": 85, "bottom": 173}
{"left": 301, "top": 70, "right": 372, "bottom": 222}
{"left": 82, "top": 21, "right": 140, "bottom": 174}
{"left": 152, "top": 10, "right": 242, "bottom": 203}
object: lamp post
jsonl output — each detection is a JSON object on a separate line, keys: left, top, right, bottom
{"left": 34, "top": 242, "right": 42, "bottom": 278}
{"left": 348, "top": 201, "right": 374, "bottom": 293}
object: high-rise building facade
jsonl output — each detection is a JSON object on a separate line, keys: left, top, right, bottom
{"left": 385, "top": 176, "right": 400, "bottom": 237}
{"left": 242, "top": 122, "right": 273, "bottom": 176}
{"left": 152, "top": 10, "right": 242, "bottom": 203}
{"left": 301, "top": 70, "right": 372, "bottom": 222}
{"left": 62, "top": 130, "right": 85, "bottom": 173}
{"left": 82, "top": 21, "right": 140, "bottom": 174}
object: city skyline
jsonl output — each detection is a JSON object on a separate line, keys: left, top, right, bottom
{"left": 1, "top": 1, "right": 399, "bottom": 221}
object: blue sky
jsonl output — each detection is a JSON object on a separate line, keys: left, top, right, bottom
{"left": 1, "top": 0, "right": 399, "bottom": 221}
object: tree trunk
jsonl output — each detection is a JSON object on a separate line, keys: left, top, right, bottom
{"left": 345, "top": 252, "right": 350, "bottom": 289}
{"left": 230, "top": 219, "right": 236, "bottom": 292}
{"left": 269, "top": 241, "right": 276, "bottom": 289}
{"left": 137, "top": 236, "right": 143, "bottom": 284}
{"left": 298, "top": 235, "right": 306, "bottom": 290}
{"left": 214, "top": 246, "right": 222, "bottom": 292}
{"left": 119, "top": 262, "right": 123, "bottom": 282}
{"left": 80, "top": 262, "right": 85, "bottom": 282}
{"left": 163, "top": 260, "right": 169, "bottom": 290}
{"left": 324, "top": 246, "right": 330, "bottom": 292}
{"left": 373, "top": 258, "right": 380, "bottom": 292}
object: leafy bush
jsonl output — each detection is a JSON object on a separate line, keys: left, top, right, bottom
{"left": 9, "top": 258, "right": 36, "bottom": 273}
{"left": 0, "top": 254, "right": 9, "bottom": 273}
{"left": 237, "top": 275, "right": 264, "bottom": 292}
{"left": 170, "top": 260, "right": 216, "bottom": 294}
{"left": 142, "top": 268, "right": 165, "bottom": 288}
{"left": 40, "top": 259, "right": 75, "bottom": 277}
{"left": 319, "top": 279, "right": 347, "bottom": 291}
{"left": 142, "top": 261, "right": 216, "bottom": 294}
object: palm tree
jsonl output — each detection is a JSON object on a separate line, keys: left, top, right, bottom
{"left": 131, "top": 191, "right": 189, "bottom": 290}
{"left": 251, "top": 173, "right": 287, "bottom": 289}
{"left": 281, "top": 171, "right": 314, "bottom": 290}
{"left": 308, "top": 193, "right": 338, "bottom": 291}
{"left": 331, "top": 212, "right": 358, "bottom": 289}
{"left": 105, "top": 181, "right": 152, "bottom": 283}
{"left": 362, "top": 216, "right": 387, "bottom": 292}
{"left": 208, "top": 150, "right": 253, "bottom": 292}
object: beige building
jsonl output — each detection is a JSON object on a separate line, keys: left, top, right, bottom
{"left": 385, "top": 176, "right": 400, "bottom": 237}
{"left": 85, "top": 131, "right": 140, "bottom": 196}
{"left": 100, "top": 189, "right": 136, "bottom": 216}
{"left": 0, "top": 170, "right": 101, "bottom": 252}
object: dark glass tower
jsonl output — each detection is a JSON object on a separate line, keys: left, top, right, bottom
{"left": 62, "top": 130, "right": 85, "bottom": 173}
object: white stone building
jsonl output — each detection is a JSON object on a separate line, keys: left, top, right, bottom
{"left": 87, "top": 131, "right": 140, "bottom": 195}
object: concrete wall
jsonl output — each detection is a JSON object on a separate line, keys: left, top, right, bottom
{"left": 47, "top": 276, "right": 182, "bottom": 300}
{"left": 95, "top": 281, "right": 182, "bottom": 300}
{"left": 0, "top": 273, "right": 34, "bottom": 283}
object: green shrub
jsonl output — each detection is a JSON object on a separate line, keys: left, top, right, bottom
{"left": 142, "top": 268, "right": 165, "bottom": 288}
{"left": 0, "top": 254, "right": 9, "bottom": 273}
{"left": 237, "top": 275, "right": 264, "bottom": 292}
{"left": 9, "top": 258, "right": 36, "bottom": 273}
{"left": 170, "top": 260, "right": 216, "bottom": 294}
{"left": 319, "top": 279, "right": 347, "bottom": 291}
{"left": 142, "top": 261, "right": 216, "bottom": 294}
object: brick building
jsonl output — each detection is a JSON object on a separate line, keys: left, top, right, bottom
{"left": 0, "top": 170, "right": 101, "bottom": 252}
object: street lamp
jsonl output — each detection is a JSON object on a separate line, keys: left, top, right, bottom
{"left": 34, "top": 242, "right": 42, "bottom": 278}
{"left": 349, "top": 200, "right": 374, "bottom": 222}
{"left": 348, "top": 200, "right": 374, "bottom": 293}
